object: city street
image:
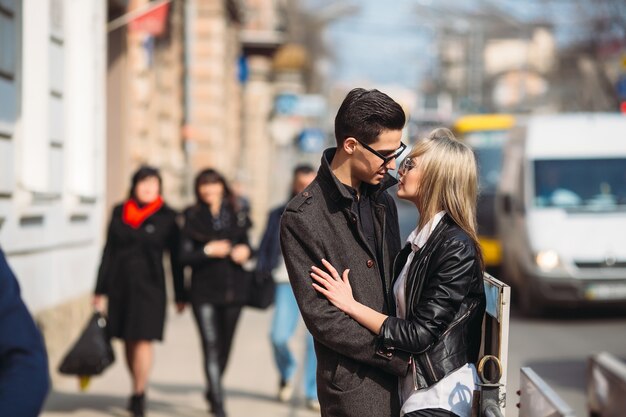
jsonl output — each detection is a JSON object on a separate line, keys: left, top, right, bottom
{"left": 395, "top": 196, "right": 626, "bottom": 417}
{"left": 42, "top": 307, "right": 320, "bottom": 417}
{"left": 41, "top": 296, "right": 626, "bottom": 417}
{"left": 30, "top": 195, "right": 626, "bottom": 417}
{"left": 3, "top": 1, "right": 626, "bottom": 417}
{"left": 506, "top": 308, "right": 626, "bottom": 416}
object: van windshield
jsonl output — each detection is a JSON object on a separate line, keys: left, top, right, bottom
{"left": 465, "top": 130, "right": 509, "bottom": 193}
{"left": 533, "top": 158, "right": 626, "bottom": 211}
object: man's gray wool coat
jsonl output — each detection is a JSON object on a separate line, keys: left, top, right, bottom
{"left": 280, "top": 148, "right": 409, "bottom": 417}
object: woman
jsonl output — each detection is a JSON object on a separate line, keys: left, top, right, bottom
{"left": 180, "top": 169, "right": 252, "bottom": 417}
{"left": 93, "top": 166, "right": 185, "bottom": 417}
{"left": 311, "top": 128, "right": 486, "bottom": 417}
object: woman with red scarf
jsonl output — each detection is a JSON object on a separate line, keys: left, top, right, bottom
{"left": 93, "top": 166, "right": 185, "bottom": 417}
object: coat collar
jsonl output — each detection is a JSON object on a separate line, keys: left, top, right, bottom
{"left": 317, "top": 147, "right": 398, "bottom": 205}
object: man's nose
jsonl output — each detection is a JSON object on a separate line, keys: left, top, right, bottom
{"left": 386, "top": 157, "right": 397, "bottom": 171}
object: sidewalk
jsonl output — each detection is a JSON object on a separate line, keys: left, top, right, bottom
{"left": 42, "top": 306, "right": 320, "bottom": 417}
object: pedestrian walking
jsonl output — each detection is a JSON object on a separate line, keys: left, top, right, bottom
{"left": 0, "top": 247, "right": 50, "bottom": 417}
{"left": 256, "top": 164, "right": 319, "bottom": 410}
{"left": 311, "top": 128, "right": 486, "bottom": 417}
{"left": 93, "top": 166, "right": 185, "bottom": 417}
{"left": 280, "top": 88, "right": 411, "bottom": 417}
{"left": 179, "top": 168, "right": 252, "bottom": 417}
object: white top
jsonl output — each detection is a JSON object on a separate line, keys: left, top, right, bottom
{"left": 393, "top": 212, "right": 478, "bottom": 417}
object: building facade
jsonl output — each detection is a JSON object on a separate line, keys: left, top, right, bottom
{"left": 107, "top": 0, "right": 187, "bottom": 210}
{"left": 0, "top": 0, "right": 108, "bottom": 380}
{"left": 0, "top": 0, "right": 305, "bottom": 383}
{"left": 183, "top": 0, "right": 243, "bottom": 186}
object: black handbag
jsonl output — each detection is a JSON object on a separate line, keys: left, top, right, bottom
{"left": 58, "top": 311, "right": 115, "bottom": 376}
{"left": 246, "top": 269, "right": 276, "bottom": 309}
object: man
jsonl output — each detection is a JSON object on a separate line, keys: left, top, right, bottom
{"left": 280, "top": 88, "right": 409, "bottom": 417}
{"left": 0, "top": 247, "right": 50, "bottom": 417}
{"left": 257, "top": 165, "right": 319, "bottom": 410}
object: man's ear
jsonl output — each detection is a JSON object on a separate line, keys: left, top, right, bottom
{"left": 343, "top": 137, "right": 357, "bottom": 155}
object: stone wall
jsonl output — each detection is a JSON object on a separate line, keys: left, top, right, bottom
{"left": 185, "top": 0, "right": 243, "bottom": 182}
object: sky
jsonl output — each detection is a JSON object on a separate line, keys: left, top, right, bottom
{"left": 324, "top": 0, "right": 435, "bottom": 88}
{"left": 302, "top": 0, "right": 626, "bottom": 90}
{"left": 312, "top": 0, "right": 428, "bottom": 87}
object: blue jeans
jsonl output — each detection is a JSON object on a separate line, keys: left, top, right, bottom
{"left": 270, "top": 283, "right": 317, "bottom": 400}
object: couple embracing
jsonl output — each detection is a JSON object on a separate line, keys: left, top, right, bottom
{"left": 280, "top": 88, "right": 486, "bottom": 417}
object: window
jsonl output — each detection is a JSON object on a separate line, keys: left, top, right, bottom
{"left": 48, "top": 0, "right": 64, "bottom": 195}
{"left": 465, "top": 130, "right": 510, "bottom": 194}
{"left": 0, "top": 0, "right": 18, "bottom": 133}
{"left": 0, "top": 0, "right": 19, "bottom": 195}
{"left": 533, "top": 158, "right": 626, "bottom": 211}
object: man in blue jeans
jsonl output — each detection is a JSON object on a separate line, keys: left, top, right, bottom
{"left": 257, "top": 165, "right": 318, "bottom": 410}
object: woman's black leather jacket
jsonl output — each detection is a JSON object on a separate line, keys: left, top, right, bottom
{"left": 378, "top": 214, "right": 486, "bottom": 389}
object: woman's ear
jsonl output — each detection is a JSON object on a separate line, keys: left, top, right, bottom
{"left": 343, "top": 137, "right": 357, "bottom": 155}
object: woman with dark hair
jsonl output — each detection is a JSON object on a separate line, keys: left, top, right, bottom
{"left": 93, "top": 166, "right": 185, "bottom": 417}
{"left": 180, "top": 168, "right": 252, "bottom": 417}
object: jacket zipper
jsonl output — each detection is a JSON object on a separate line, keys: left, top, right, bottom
{"left": 438, "top": 299, "right": 479, "bottom": 340}
{"left": 419, "top": 299, "right": 480, "bottom": 383}
{"left": 410, "top": 354, "right": 418, "bottom": 391}
{"left": 424, "top": 352, "right": 437, "bottom": 382}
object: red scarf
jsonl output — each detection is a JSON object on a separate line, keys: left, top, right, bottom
{"left": 122, "top": 196, "right": 163, "bottom": 229}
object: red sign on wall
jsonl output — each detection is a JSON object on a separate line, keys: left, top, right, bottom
{"left": 129, "top": 1, "right": 170, "bottom": 36}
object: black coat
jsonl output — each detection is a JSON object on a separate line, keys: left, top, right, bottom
{"left": 256, "top": 204, "right": 285, "bottom": 274}
{"left": 379, "top": 214, "right": 486, "bottom": 389}
{"left": 280, "top": 148, "right": 410, "bottom": 417}
{"left": 180, "top": 203, "right": 252, "bottom": 306}
{"left": 95, "top": 204, "right": 184, "bottom": 341}
{"left": 0, "top": 248, "right": 49, "bottom": 416}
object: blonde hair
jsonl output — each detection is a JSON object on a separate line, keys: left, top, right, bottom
{"left": 409, "top": 127, "right": 484, "bottom": 270}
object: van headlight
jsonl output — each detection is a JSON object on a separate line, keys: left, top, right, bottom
{"left": 536, "top": 250, "right": 560, "bottom": 271}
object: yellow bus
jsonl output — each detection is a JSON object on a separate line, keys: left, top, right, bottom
{"left": 453, "top": 114, "right": 516, "bottom": 270}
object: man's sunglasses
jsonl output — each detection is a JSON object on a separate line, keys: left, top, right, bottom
{"left": 354, "top": 139, "right": 407, "bottom": 166}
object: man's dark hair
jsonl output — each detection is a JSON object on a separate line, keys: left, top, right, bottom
{"left": 293, "top": 164, "right": 315, "bottom": 177}
{"left": 334, "top": 88, "right": 405, "bottom": 145}
{"left": 290, "top": 164, "right": 315, "bottom": 199}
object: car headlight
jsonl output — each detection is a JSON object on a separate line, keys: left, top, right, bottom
{"left": 536, "top": 250, "right": 560, "bottom": 271}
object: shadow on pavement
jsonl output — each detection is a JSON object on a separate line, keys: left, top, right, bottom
{"left": 44, "top": 391, "right": 126, "bottom": 415}
{"left": 148, "top": 382, "right": 279, "bottom": 404}
{"left": 149, "top": 381, "right": 204, "bottom": 395}
{"left": 225, "top": 387, "right": 280, "bottom": 403}
{"left": 44, "top": 390, "right": 208, "bottom": 417}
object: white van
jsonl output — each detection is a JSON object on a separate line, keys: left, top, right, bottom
{"left": 496, "top": 114, "right": 626, "bottom": 314}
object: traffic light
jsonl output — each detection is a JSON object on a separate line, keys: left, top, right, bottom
{"left": 621, "top": 101, "right": 626, "bottom": 114}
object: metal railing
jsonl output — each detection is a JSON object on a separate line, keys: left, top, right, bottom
{"left": 587, "top": 352, "right": 626, "bottom": 417}
{"left": 519, "top": 367, "right": 576, "bottom": 417}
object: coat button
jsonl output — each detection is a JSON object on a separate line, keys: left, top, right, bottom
{"left": 366, "top": 259, "right": 375, "bottom": 268}
{"left": 302, "top": 191, "right": 310, "bottom": 197}
{"left": 350, "top": 215, "right": 357, "bottom": 223}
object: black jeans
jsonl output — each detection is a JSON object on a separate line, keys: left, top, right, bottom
{"left": 192, "top": 303, "right": 242, "bottom": 410}
{"left": 404, "top": 409, "right": 459, "bottom": 417}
